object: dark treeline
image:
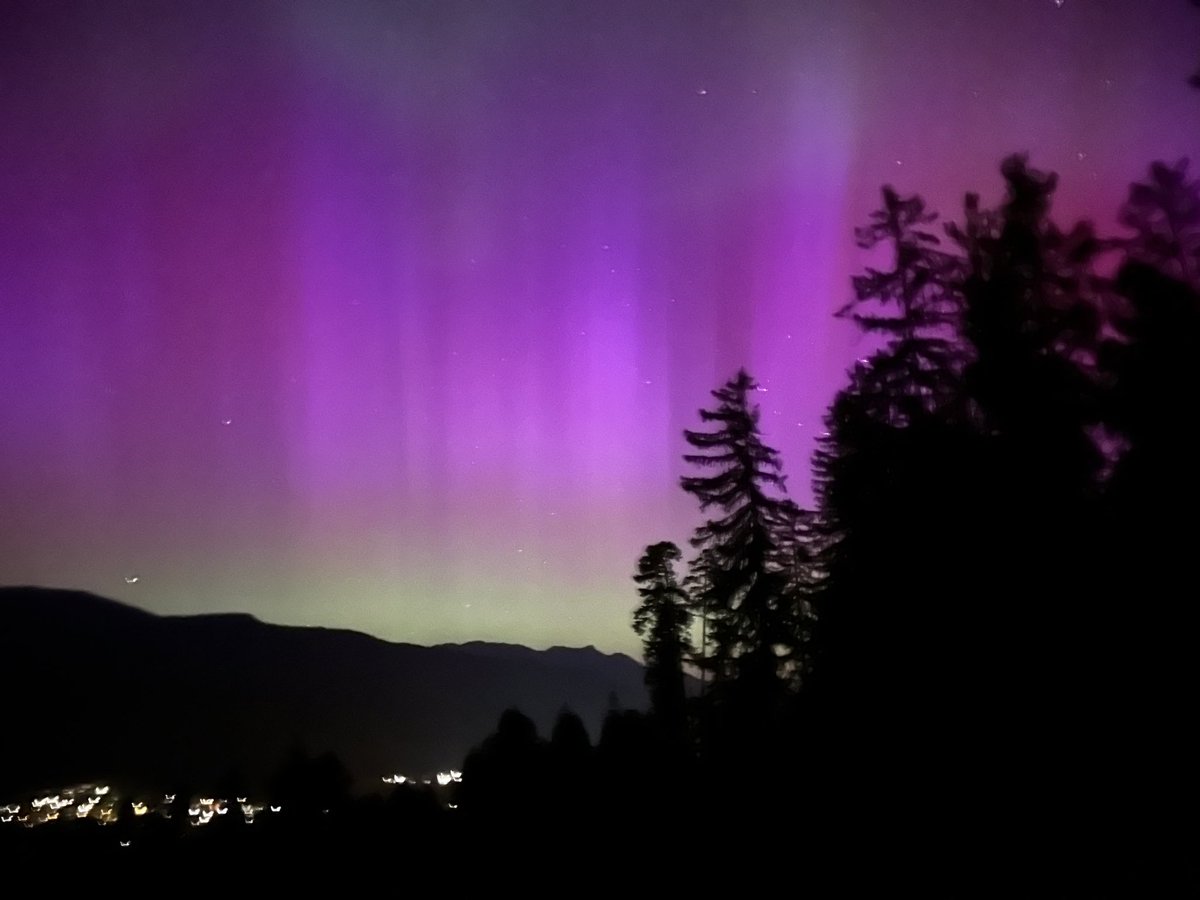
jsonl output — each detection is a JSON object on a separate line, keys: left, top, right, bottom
{"left": 460, "top": 154, "right": 1200, "bottom": 886}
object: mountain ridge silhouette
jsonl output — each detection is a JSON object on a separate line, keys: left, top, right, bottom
{"left": 0, "top": 586, "right": 647, "bottom": 796}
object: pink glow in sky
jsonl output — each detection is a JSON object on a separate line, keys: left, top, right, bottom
{"left": 1, "top": 0, "right": 1196, "bottom": 656}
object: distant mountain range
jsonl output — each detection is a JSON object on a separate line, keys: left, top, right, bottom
{"left": 0, "top": 586, "right": 647, "bottom": 796}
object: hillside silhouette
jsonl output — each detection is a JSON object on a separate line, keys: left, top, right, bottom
{"left": 0, "top": 586, "right": 646, "bottom": 796}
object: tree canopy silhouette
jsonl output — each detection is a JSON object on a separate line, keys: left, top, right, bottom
{"left": 838, "top": 184, "right": 964, "bottom": 422}
{"left": 1120, "top": 158, "right": 1200, "bottom": 289}
{"left": 680, "top": 369, "right": 804, "bottom": 730}
{"left": 631, "top": 541, "right": 692, "bottom": 736}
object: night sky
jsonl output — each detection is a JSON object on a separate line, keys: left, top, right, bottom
{"left": 1, "top": 0, "right": 1195, "bottom": 657}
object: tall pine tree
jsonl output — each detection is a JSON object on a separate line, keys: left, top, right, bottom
{"left": 681, "top": 369, "right": 799, "bottom": 708}
{"left": 837, "top": 184, "right": 964, "bottom": 423}
{"left": 632, "top": 541, "right": 692, "bottom": 736}
{"left": 1119, "top": 158, "right": 1200, "bottom": 289}
{"left": 1098, "top": 164, "right": 1200, "bottom": 863}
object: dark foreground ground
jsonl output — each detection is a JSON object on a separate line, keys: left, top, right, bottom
{"left": 4, "top": 798, "right": 1193, "bottom": 892}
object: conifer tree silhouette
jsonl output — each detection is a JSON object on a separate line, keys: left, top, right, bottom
{"left": 811, "top": 189, "right": 978, "bottom": 771}
{"left": 837, "top": 185, "right": 964, "bottom": 422}
{"left": 632, "top": 541, "right": 692, "bottom": 738}
{"left": 1119, "top": 158, "right": 1200, "bottom": 289}
{"left": 1100, "top": 215, "right": 1200, "bottom": 874}
{"left": 680, "top": 370, "right": 799, "bottom": 721}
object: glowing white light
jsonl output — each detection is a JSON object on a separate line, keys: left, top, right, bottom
{"left": 1, "top": 816, "right": 11, "bottom": 823}
{"left": 236, "top": 797, "right": 247, "bottom": 803}
{"left": 188, "top": 807, "right": 201, "bottom": 816}
{"left": 447, "top": 804, "right": 458, "bottom": 810}
{"left": 216, "top": 807, "right": 228, "bottom": 815}
{"left": 125, "top": 575, "right": 140, "bottom": 584}
{"left": 163, "top": 794, "right": 175, "bottom": 803}
{"left": 270, "top": 806, "right": 281, "bottom": 813}
{"left": 199, "top": 798, "right": 214, "bottom": 806}
{"left": 95, "top": 786, "right": 110, "bottom": 796}
{"left": 436, "top": 773, "right": 453, "bottom": 786}
{"left": 132, "top": 802, "right": 148, "bottom": 816}
{"left": 119, "top": 841, "right": 131, "bottom": 847}
{"left": 450, "top": 770, "right": 462, "bottom": 782}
